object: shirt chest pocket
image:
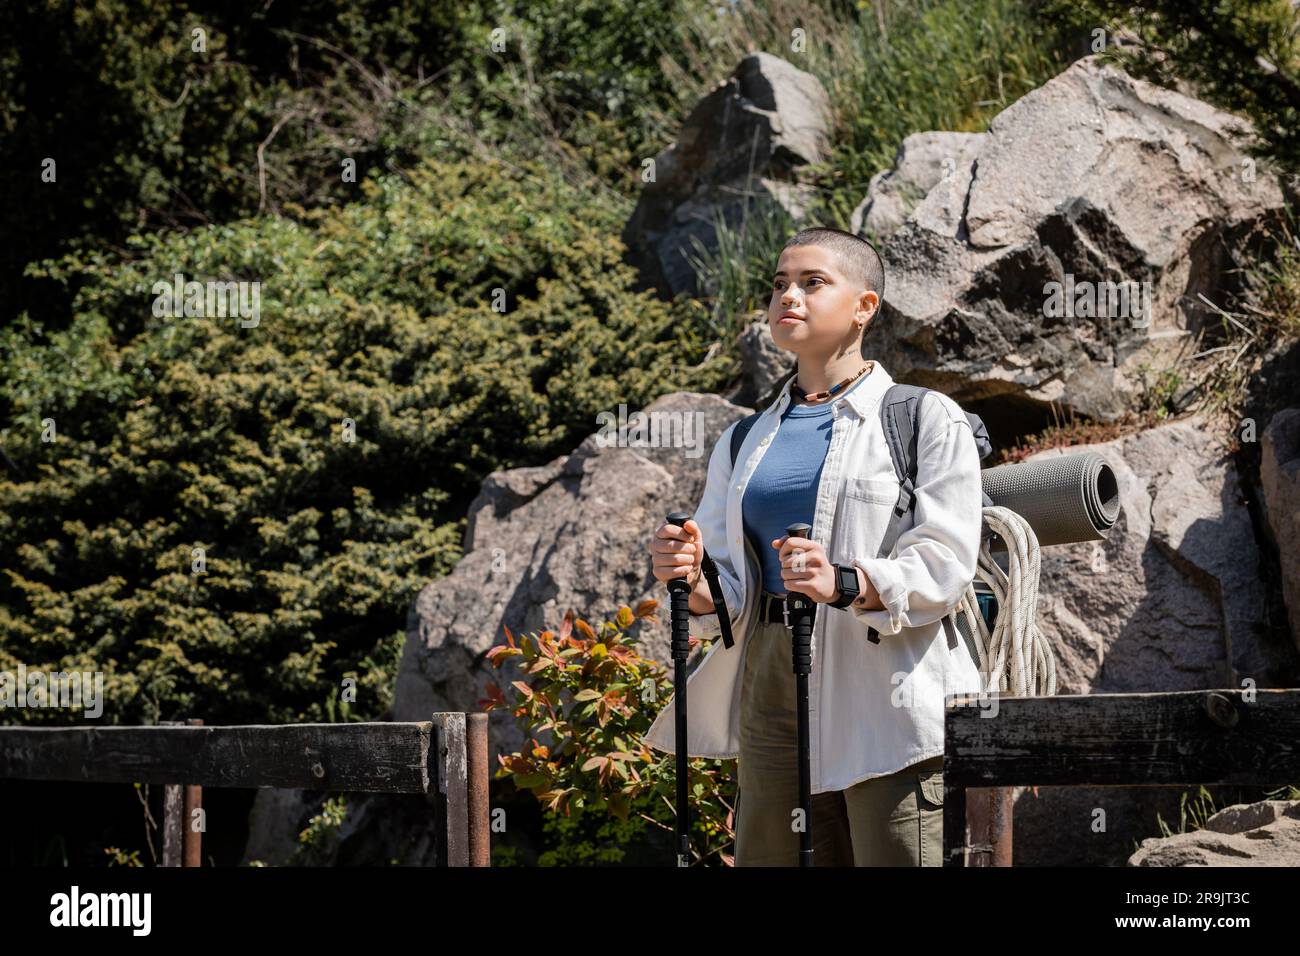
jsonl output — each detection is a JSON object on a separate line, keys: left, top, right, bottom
{"left": 835, "top": 476, "right": 902, "bottom": 562}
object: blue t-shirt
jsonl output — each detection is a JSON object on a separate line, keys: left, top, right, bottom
{"left": 741, "top": 371, "right": 871, "bottom": 594}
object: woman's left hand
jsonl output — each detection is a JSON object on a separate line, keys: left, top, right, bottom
{"left": 771, "top": 533, "right": 840, "bottom": 603}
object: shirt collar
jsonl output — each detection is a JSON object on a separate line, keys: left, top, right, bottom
{"left": 772, "top": 360, "right": 895, "bottom": 422}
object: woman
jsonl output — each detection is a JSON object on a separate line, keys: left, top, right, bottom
{"left": 645, "top": 225, "right": 985, "bottom": 866}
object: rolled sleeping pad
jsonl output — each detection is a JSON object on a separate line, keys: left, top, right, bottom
{"left": 980, "top": 452, "right": 1121, "bottom": 549}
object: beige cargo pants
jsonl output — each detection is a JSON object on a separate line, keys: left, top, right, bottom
{"left": 734, "top": 599, "right": 946, "bottom": 867}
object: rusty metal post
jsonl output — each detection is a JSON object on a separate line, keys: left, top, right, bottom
{"left": 945, "top": 784, "right": 1011, "bottom": 866}
{"left": 966, "top": 787, "right": 993, "bottom": 866}
{"left": 466, "top": 713, "right": 490, "bottom": 866}
{"left": 964, "top": 588, "right": 1013, "bottom": 866}
{"left": 184, "top": 718, "right": 204, "bottom": 867}
{"left": 989, "top": 786, "right": 1014, "bottom": 865}
{"left": 965, "top": 787, "right": 1013, "bottom": 866}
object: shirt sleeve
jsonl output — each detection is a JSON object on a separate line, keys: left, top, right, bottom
{"left": 848, "top": 392, "right": 982, "bottom": 637}
{"left": 685, "top": 419, "right": 743, "bottom": 639}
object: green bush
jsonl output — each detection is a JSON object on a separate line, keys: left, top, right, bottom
{"left": 292, "top": 794, "right": 349, "bottom": 866}
{"left": 0, "top": 149, "right": 728, "bottom": 727}
{"left": 0, "top": 1, "right": 474, "bottom": 317}
{"left": 0, "top": 0, "right": 720, "bottom": 324}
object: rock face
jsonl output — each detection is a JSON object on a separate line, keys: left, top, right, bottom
{"left": 242, "top": 787, "right": 315, "bottom": 865}
{"left": 867, "top": 55, "right": 1286, "bottom": 422}
{"left": 1129, "top": 800, "right": 1300, "bottom": 865}
{"left": 242, "top": 786, "right": 446, "bottom": 867}
{"left": 850, "top": 131, "right": 987, "bottom": 239}
{"left": 620, "top": 51, "right": 832, "bottom": 298}
{"left": 1261, "top": 408, "right": 1300, "bottom": 656}
{"left": 1008, "top": 414, "right": 1299, "bottom": 865}
{"left": 1034, "top": 415, "right": 1291, "bottom": 692}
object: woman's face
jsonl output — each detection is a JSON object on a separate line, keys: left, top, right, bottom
{"left": 769, "top": 244, "right": 877, "bottom": 355}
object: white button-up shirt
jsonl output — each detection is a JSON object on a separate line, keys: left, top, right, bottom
{"left": 643, "top": 361, "right": 985, "bottom": 792}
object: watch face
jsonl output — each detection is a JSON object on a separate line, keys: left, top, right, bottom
{"left": 837, "top": 565, "right": 858, "bottom": 597}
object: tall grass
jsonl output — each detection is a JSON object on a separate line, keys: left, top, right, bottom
{"left": 823, "top": 0, "right": 1078, "bottom": 226}
{"left": 1184, "top": 211, "right": 1300, "bottom": 424}
{"left": 685, "top": 199, "right": 801, "bottom": 345}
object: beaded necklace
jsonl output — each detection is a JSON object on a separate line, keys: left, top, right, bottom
{"left": 791, "top": 360, "right": 874, "bottom": 404}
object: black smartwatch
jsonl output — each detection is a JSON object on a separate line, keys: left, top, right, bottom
{"left": 829, "top": 563, "right": 860, "bottom": 608}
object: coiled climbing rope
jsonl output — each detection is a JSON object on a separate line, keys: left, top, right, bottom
{"left": 955, "top": 505, "right": 1057, "bottom": 698}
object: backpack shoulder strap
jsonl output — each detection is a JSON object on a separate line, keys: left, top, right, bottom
{"left": 728, "top": 412, "right": 763, "bottom": 469}
{"left": 866, "top": 384, "right": 974, "bottom": 648}
{"left": 878, "top": 383, "right": 928, "bottom": 487}
{"left": 865, "top": 384, "right": 930, "bottom": 644}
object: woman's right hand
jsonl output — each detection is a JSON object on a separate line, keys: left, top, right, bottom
{"left": 651, "top": 517, "right": 704, "bottom": 588}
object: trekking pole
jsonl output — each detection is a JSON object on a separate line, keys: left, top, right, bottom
{"left": 664, "top": 511, "right": 734, "bottom": 867}
{"left": 784, "top": 521, "right": 816, "bottom": 867}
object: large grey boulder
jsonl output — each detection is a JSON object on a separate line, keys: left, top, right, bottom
{"left": 866, "top": 56, "right": 1286, "bottom": 422}
{"left": 850, "top": 131, "right": 987, "bottom": 240}
{"left": 1035, "top": 415, "right": 1292, "bottom": 691}
{"left": 393, "top": 391, "right": 748, "bottom": 759}
{"left": 1008, "top": 414, "right": 1299, "bottom": 865}
{"left": 1128, "top": 800, "right": 1300, "bottom": 865}
{"left": 621, "top": 52, "right": 832, "bottom": 298}
{"left": 1260, "top": 408, "right": 1300, "bottom": 655}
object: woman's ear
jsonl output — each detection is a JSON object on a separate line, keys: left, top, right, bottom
{"left": 856, "top": 289, "right": 879, "bottom": 327}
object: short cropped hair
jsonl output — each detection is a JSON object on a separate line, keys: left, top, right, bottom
{"left": 780, "top": 226, "right": 885, "bottom": 303}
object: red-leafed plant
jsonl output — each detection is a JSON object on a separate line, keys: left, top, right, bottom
{"left": 480, "top": 598, "right": 736, "bottom": 866}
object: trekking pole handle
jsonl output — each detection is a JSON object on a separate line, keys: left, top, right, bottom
{"left": 785, "top": 522, "right": 813, "bottom": 593}
{"left": 665, "top": 511, "right": 694, "bottom": 595}
{"left": 667, "top": 511, "right": 735, "bottom": 649}
{"left": 784, "top": 522, "right": 815, "bottom": 669}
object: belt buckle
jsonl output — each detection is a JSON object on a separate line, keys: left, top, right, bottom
{"left": 781, "top": 598, "right": 790, "bottom": 630}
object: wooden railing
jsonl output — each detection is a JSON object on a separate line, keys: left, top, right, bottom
{"left": 0, "top": 711, "right": 490, "bottom": 866}
{"left": 942, "top": 688, "right": 1300, "bottom": 866}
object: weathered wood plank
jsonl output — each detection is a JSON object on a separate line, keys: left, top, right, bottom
{"left": 161, "top": 720, "right": 184, "bottom": 866}
{"left": 944, "top": 689, "right": 1300, "bottom": 787}
{"left": 431, "top": 713, "right": 468, "bottom": 867}
{"left": 0, "top": 723, "right": 432, "bottom": 792}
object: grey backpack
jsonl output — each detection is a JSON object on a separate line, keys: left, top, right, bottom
{"left": 728, "top": 383, "right": 993, "bottom": 644}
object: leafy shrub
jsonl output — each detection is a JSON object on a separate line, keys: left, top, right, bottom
{"left": 481, "top": 600, "right": 737, "bottom": 866}
{"left": 103, "top": 847, "right": 145, "bottom": 866}
{"left": 0, "top": 149, "right": 728, "bottom": 728}
{"left": 292, "top": 794, "right": 349, "bottom": 866}
{"left": 0, "top": 0, "right": 722, "bottom": 325}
